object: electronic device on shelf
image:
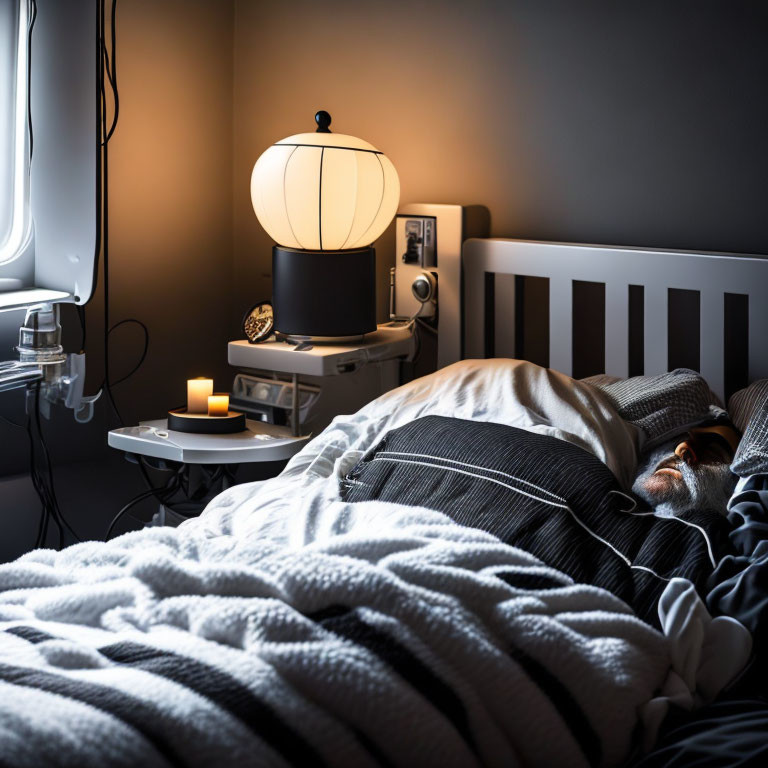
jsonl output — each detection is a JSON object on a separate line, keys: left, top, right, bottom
{"left": 228, "top": 323, "right": 414, "bottom": 377}
{"left": 230, "top": 373, "right": 320, "bottom": 426}
{"left": 392, "top": 204, "right": 489, "bottom": 367}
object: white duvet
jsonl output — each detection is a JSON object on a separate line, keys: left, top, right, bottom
{"left": 204, "top": 359, "right": 641, "bottom": 545}
{"left": 0, "top": 359, "right": 751, "bottom": 767}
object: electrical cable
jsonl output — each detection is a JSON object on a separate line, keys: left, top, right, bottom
{"left": 98, "top": 0, "right": 136, "bottom": 428}
{"left": 107, "top": 318, "right": 149, "bottom": 387}
{"left": 0, "top": 414, "right": 25, "bottom": 429}
{"left": 27, "top": 0, "right": 37, "bottom": 160}
{"left": 27, "top": 391, "right": 57, "bottom": 547}
{"left": 33, "top": 384, "right": 81, "bottom": 544}
{"left": 105, "top": 468, "right": 182, "bottom": 541}
{"left": 76, "top": 305, "right": 87, "bottom": 353}
{"left": 24, "top": 383, "right": 82, "bottom": 549}
{"left": 102, "top": 0, "right": 119, "bottom": 144}
{"left": 100, "top": 0, "right": 117, "bottom": 423}
{"left": 415, "top": 317, "right": 438, "bottom": 336}
{"left": 27, "top": 407, "right": 49, "bottom": 547}
{"left": 135, "top": 454, "right": 179, "bottom": 507}
{"left": 27, "top": 385, "right": 56, "bottom": 547}
{"left": 105, "top": 487, "right": 166, "bottom": 541}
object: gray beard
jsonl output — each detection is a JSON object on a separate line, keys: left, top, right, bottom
{"left": 632, "top": 442, "right": 736, "bottom": 517}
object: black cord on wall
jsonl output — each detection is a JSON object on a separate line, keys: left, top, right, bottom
{"left": 96, "top": 0, "right": 166, "bottom": 524}
{"left": 26, "top": 383, "right": 82, "bottom": 548}
{"left": 27, "top": 0, "right": 37, "bottom": 160}
{"left": 97, "top": 0, "right": 150, "bottom": 427}
{"left": 100, "top": 0, "right": 119, "bottom": 424}
{"left": 105, "top": 467, "right": 183, "bottom": 541}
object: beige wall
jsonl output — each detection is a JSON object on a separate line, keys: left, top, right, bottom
{"left": 104, "top": 0, "right": 235, "bottom": 421}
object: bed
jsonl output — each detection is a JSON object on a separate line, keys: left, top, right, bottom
{"left": 0, "top": 239, "right": 767, "bottom": 767}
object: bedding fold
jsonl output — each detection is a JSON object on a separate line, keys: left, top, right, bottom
{"left": 0, "top": 499, "right": 705, "bottom": 768}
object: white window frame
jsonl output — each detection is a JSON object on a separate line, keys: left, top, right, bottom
{"left": 0, "top": 0, "right": 31, "bottom": 266}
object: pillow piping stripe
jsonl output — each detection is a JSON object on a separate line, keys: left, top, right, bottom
{"left": 376, "top": 450, "right": 568, "bottom": 503}
{"left": 370, "top": 456, "right": 672, "bottom": 581}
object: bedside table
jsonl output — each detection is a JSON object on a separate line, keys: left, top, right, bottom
{"left": 106, "top": 419, "right": 310, "bottom": 535}
{"left": 108, "top": 418, "right": 309, "bottom": 464}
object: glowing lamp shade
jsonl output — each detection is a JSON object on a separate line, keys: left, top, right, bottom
{"left": 250, "top": 111, "right": 400, "bottom": 341}
{"left": 251, "top": 119, "right": 399, "bottom": 252}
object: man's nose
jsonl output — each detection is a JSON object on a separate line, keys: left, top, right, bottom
{"left": 675, "top": 440, "right": 698, "bottom": 465}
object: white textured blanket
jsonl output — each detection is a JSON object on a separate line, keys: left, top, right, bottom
{"left": 0, "top": 358, "right": 752, "bottom": 767}
{"left": 1, "top": 496, "right": 680, "bottom": 768}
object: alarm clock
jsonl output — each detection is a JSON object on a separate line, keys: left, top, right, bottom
{"left": 242, "top": 301, "right": 274, "bottom": 344}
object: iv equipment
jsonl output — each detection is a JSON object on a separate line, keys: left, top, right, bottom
{"left": 0, "top": 303, "right": 100, "bottom": 422}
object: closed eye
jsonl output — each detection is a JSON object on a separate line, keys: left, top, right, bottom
{"left": 694, "top": 433, "right": 733, "bottom": 462}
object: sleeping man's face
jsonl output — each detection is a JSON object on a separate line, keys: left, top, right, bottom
{"left": 632, "top": 426, "right": 740, "bottom": 516}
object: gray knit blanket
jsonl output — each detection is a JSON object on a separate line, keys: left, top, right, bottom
{"left": 0, "top": 495, "right": 701, "bottom": 768}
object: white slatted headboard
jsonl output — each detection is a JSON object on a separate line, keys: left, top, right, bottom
{"left": 456, "top": 239, "right": 768, "bottom": 403}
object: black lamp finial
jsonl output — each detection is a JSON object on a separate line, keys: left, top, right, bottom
{"left": 315, "top": 110, "right": 332, "bottom": 133}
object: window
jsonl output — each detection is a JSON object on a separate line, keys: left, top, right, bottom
{"left": 0, "top": 0, "right": 30, "bottom": 266}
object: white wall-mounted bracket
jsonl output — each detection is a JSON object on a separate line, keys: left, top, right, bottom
{"left": 394, "top": 204, "right": 489, "bottom": 368}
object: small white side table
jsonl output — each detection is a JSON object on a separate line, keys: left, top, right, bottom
{"left": 108, "top": 418, "right": 310, "bottom": 465}
{"left": 106, "top": 419, "right": 310, "bottom": 532}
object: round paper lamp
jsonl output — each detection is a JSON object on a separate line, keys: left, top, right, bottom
{"left": 250, "top": 111, "right": 400, "bottom": 340}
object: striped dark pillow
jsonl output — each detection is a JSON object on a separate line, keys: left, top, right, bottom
{"left": 342, "top": 416, "right": 734, "bottom": 627}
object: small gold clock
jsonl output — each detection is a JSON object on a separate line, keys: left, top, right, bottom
{"left": 242, "top": 301, "right": 274, "bottom": 344}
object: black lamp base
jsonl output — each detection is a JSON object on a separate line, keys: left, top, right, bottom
{"left": 167, "top": 409, "right": 247, "bottom": 434}
{"left": 272, "top": 246, "right": 376, "bottom": 339}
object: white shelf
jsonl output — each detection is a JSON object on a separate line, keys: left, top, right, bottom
{"left": 227, "top": 323, "right": 414, "bottom": 377}
{"left": 108, "top": 418, "right": 310, "bottom": 464}
{"left": 0, "top": 288, "right": 71, "bottom": 312}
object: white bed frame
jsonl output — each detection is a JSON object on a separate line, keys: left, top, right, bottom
{"left": 450, "top": 239, "right": 768, "bottom": 403}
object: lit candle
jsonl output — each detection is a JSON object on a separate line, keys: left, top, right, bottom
{"left": 207, "top": 394, "right": 229, "bottom": 417}
{"left": 187, "top": 378, "right": 213, "bottom": 413}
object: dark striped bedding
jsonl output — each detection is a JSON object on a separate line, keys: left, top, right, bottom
{"left": 341, "top": 416, "right": 736, "bottom": 627}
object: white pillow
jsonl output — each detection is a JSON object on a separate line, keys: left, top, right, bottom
{"left": 284, "top": 359, "right": 639, "bottom": 489}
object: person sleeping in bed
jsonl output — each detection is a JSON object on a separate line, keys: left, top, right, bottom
{"left": 586, "top": 368, "right": 754, "bottom": 518}
{"left": 632, "top": 424, "right": 741, "bottom": 517}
